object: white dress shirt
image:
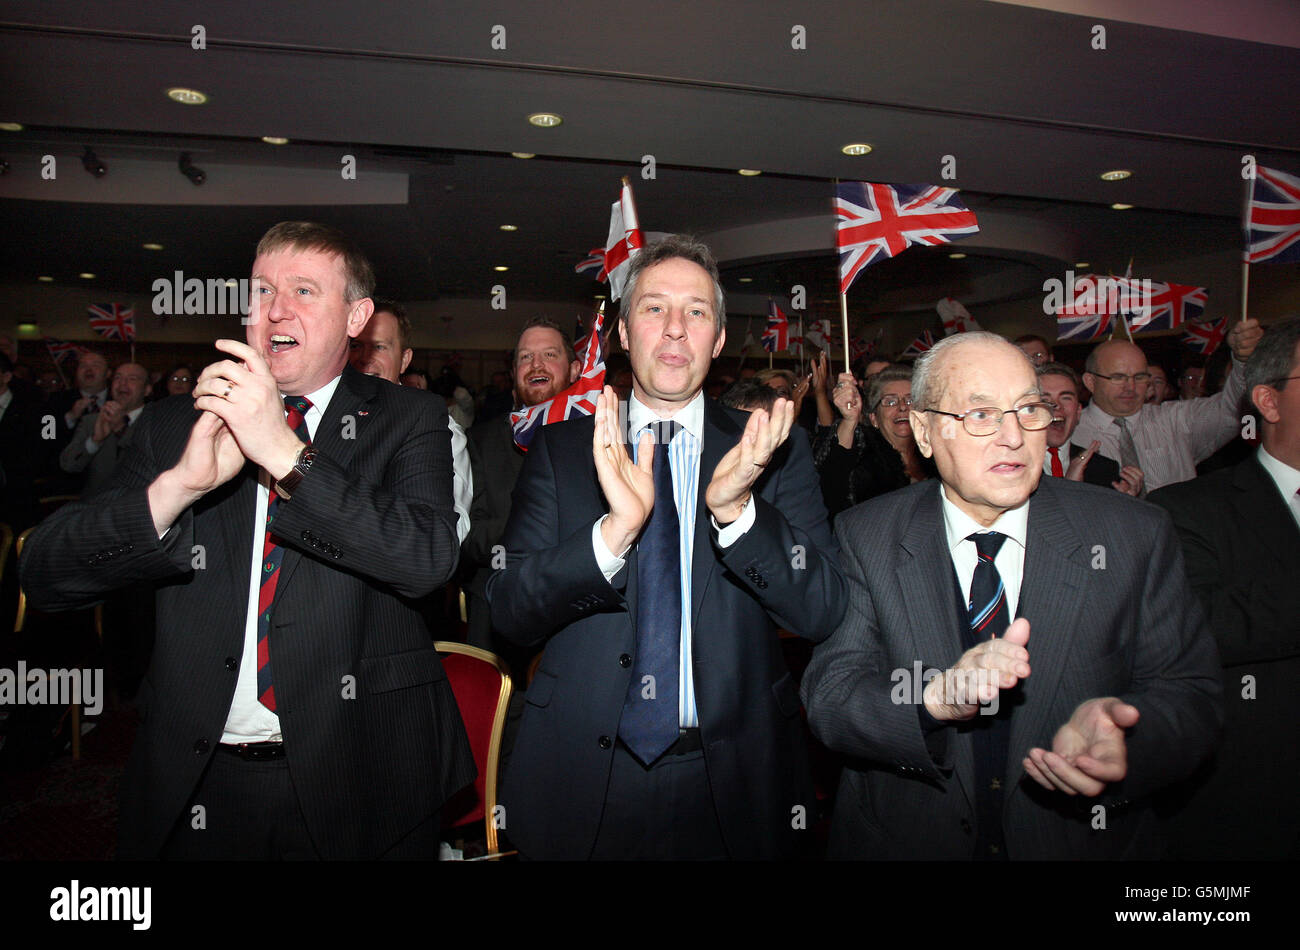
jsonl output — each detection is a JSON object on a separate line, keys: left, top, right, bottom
{"left": 591, "top": 391, "right": 755, "bottom": 728}
{"left": 1257, "top": 446, "right": 1300, "bottom": 533}
{"left": 448, "top": 415, "right": 473, "bottom": 544}
{"left": 82, "top": 404, "right": 145, "bottom": 455}
{"left": 1073, "top": 357, "right": 1247, "bottom": 492}
{"left": 939, "top": 484, "right": 1029, "bottom": 621}
{"left": 223, "top": 375, "right": 341, "bottom": 743}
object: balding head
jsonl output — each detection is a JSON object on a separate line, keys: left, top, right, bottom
{"left": 1084, "top": 340, "right": 1150, "bottom": 417}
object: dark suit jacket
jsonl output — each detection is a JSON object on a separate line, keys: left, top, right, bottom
{"left": 1149, "top": 453, "right": 1300, "bottom": 859}
{"left": 0, "top": 389, "right": 46, "bottom": 531}
{"left": 59, "top": 408, "right": 140, "bottom": 498}
{"left": 800, "top": 476, "right": 1222, "bottom": 859}
{"left": 461, "top": 413, "right": 525, "bottom": 648}
{"left": 19, "top": 365, "right": 475, "bottom": 859}
{"left": 486, "top": 398, "right": 847, "bottom": 859}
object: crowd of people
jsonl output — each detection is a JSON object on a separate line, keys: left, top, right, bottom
{"left": 1, "top": 222, "right": 1294, "bottom": 861}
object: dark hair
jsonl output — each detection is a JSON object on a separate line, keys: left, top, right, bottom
{"left": 0, "top": 352, "right": 13, "bottom": 375}
{"left": 1013, "top": 334, "right": 1050, "bottom": 349}
{"left": 620, "top": 235, "right": 725, "bottom": 333}
{"left": 1243, "top": 316, "right": 1300, "bottom": 415}
{"left": 720, "top": 379, "right": 778, "bottom": 413}
{"left": 371, "top": 298, "right": 413, "bottom": 352}
{"left": 256, "top": 221, "right": 375, "bottom": 302}
{"left": 1036, "top": 361, "right": 1082, "bottom": 392}
{"left": 513, "top": 317, "right": 577, "bottom": 367}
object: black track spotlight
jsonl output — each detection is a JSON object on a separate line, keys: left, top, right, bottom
{"left": 81, "top": 146, "right": 106, "bottom": 177}
{"left": 178, "top": 152, "right": 206, "bottom": 186}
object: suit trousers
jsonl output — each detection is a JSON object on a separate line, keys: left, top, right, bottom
{"left": 588, "top": 742, "right": 727, "bottom": 860}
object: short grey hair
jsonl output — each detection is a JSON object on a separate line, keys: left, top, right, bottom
{"left": 911, "top": 331, "right": 1028, "bottom": 410}
{"left": 620, "top": 234, "right": 726, "bottom": 334}
{"left": 1243, "top": 315, "right": 1300, "bottom": 415}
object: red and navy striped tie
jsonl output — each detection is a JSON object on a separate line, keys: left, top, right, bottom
{"left": 256, "top": 395, "right": 312, "bottom": 712}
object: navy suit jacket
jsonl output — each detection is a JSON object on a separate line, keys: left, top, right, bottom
{"left": 487, "top": 398, "right": 846, "bottom": 859}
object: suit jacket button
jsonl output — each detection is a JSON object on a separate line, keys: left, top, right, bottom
{"left": 960, "top": 819, "right": 972, "bottom": 834}
{"left": 194, "top": 738, "right": 210, "bottom": 754}
{"left": 224, "top": 657, "right": 237, "bottom": 671}
{"left": 598, "top": 735, "right": 612, "bottom": 750}
{"left": 619, "top": 654, "right": 632, "bottom": 668}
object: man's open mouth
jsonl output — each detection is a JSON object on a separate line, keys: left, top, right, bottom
{"left": 270, "top": 334, "right": 299, "bottom": 353}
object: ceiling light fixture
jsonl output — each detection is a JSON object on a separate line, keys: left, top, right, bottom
{"left": 527, "top": 113, "right": 562, "bottom": 128}
{"left": 37, "top": 275, "right": 53, "bottom": 282}
{"left": 79, "top": 272, "right": 95, "bottom": 279}
{"left": 81, "top": 146, "right": 106, "bottom": 178}
{"left": 166, "top": 87, "right": 208, "bottom": 105}
{"left": 499, "top": 224, "right": 518, "bottom": 231}
{"left": 178, "top": 152, "right": 206, "bottom": 186}
{"left": 142, "top": 242, "right": 164, "bottom": 251}
{"left": 0, "top": 122, "right": 23, "bottom": 132}
{"left": 1075, "top": 261, "right": 1090, "bottom": 269}
{"left": 948, "top": 252, "right": 966, "bottom": 260}
{"left": 1110, "top": 203, "right": 1133, "bottom": 210}
{"left": 738, "top": 277, "right": 753, "bottom": 283}
{"left": 261, "top": 136, "right": 290, "bottom": 146}
{"left": 511, "top": 152, "right": 535, "bottom": 159}
{"left": 841, "top": 143, "right": 873, "bottom": 156}
{"left": 1099, "top": 169, "right": 1132, "bottom": 181}
{"left": 737, "top": 169, "right": 762, "bottom": 176}
{"left": 494, "top": 265, "right": 509, "bottom": 272}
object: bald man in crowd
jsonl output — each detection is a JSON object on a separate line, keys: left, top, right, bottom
{"left": 1073, "top": 320, "right": 1262, "bottom": 492}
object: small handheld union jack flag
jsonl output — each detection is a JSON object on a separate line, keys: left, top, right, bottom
{"left": 44, "top": 336, "right": 90, "bottom": 365}
{"left": 835, "top": 182, "right": 979, "bottom": 295}
{"left": 1246, "top": 165, "right": 1300, "bottom": 264}
{"left": 762, "top": 299, "right": 789, "bottom": 352}
{"left": 1129, "top": 281, "right": 1207, "bottom": 334}
{"left": 88, "top": 303, "right": 135, "bottom": 341}
{"left": 1183, "top": 315, "right": 1228, "bottom": 355}
{"left": 511, "top": 307, "right": 607, "bottom": 452}
{"left": 900, "top": 330, "right": 935, "bottom": 358}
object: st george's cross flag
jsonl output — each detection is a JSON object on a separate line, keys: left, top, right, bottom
{"left": 937, "top": 297, "right": 980, "bottom": 335}
{"left": 88, "top": 303, "right": 135, "bottom": 341}
{"left": 602, "top": 181, "right": 644, "bottom": 300}
{"left": 835, "top": 182, "right": 980, "bottom": 294}
{"left": 511, "top": 307, "right": 607, "bottom": 452}
{"left": 1246, "top": 165, "right": 1300, "bottom": 264}
{"left": 804, "top": 318, "right": 834, "bottom": 352}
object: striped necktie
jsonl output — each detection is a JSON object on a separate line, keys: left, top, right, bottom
{"left": 965, "top": 530, "right": 1011, "bottom": 860}
{"left": 619, "top": 419, "right": 682, "bottom": 765}
{"left": 256, "top": 395, "right": 312, "bottom": 712}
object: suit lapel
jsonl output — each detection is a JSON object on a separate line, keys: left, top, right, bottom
{"left": 1006, "top": 480, "right": 1091, "bottom": 788}
{"left": 1234, "top": 455, "right": 1300, "bottom": 563}
{"left": 275, "top": 366, "right": 377, "bottom": 595}
{"left": 895, "top": 484, "right": 976, "bottom": 813}
{"left": 690, "top": 400, "right": 742, "bottom": 634}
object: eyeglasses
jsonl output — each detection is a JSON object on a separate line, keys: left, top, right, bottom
{"left": 1092, "top": 371, "right": 1152, "bottom": 385}
{"left": 876, "top": 395, "right": 913, "bottom": 409}
{"left": 923, "top": 403, "right": 1055, "bottom": 436}
{"left": 169, "top": 375, "right": 192, "bottom": 382}
{"left": 1269, "top": 375, "right": 1300, "bottom": 386}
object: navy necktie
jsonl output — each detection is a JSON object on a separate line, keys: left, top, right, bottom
{"left": 619, "top": 419, "right": 682, "bottom": 765}
{"left": 965, "top": 531, "right": 1011, "bottom": 860}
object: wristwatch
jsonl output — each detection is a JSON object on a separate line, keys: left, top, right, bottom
{"left": 275, "top": 444, "right": 317, "bottom": 500}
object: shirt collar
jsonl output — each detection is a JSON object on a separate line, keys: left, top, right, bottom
{"left": 285, "top": 375, "right": 342, "bottom": 418}
{"left": 126, "top": 404, "right": 145, "bottom": 424}
{"left": 1084, "top": 401, "right": 1143, "bottom": 427}
{"left": 939, "top": 482, "right": 1030, "bottom": 554}
{"left": 0, "top": 389, "right": 12, "bottom": 412}
{"left": 627, "top": 389, "right": 704, "bottom": 443}
{"left": 1257, "top": 445, "right": 1300, "bottom": 502}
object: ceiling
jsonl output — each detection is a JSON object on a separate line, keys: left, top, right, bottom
{"left": 0, "top": 0, "right": 1297, "bottom": 329}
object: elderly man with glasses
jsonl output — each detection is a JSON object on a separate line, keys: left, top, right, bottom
{"left": 1073, "top": 321, "right": 1263, "bottom": 492}
{"left": 801, "top": 331, "right": 1221, "bottom": 860}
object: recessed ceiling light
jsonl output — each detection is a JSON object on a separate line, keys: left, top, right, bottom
{"left": 1110, "top": 203, "right": 1133, "bottom": 210}
{"left": 224, "top": 279, "right": 239, "bottom": 287}
{"left": 948, "top": 252, "right": 967, "bottom": 260}
{"left": 261, "top": 136, "right": 290, "bottom": 146}
{"left": 499, "top": 224, "right": 518, "bottom": 231}
{"left": 527, "top": 113, "right": 562, "bottom": 128}
{"left": 1100, "top": 169, "right": 1132, "bottom": 181}
{"left": 841, "top": 143, "right": 873, "bottom": 156}
{"left": 0, "top": 122, "right": 22, "bottom": 132}
{"left": 16, "top": 323, "right": 37, "bottom": 333}
{"left": 142, "top": 242, "right": 164, "bottom": 251}
{"left": 1075, "top": 261, "right": 1090, "bottom": 269}
{"left": 166, "top": 87, "right": 208, "bottom": 105}
{"left": 737, "top": 169, "right": 762, "bottom": 177}
{"left": 79, "top": 272, "right": 96, "bottom": 279}
{"left": 494, "top": 265, "right": 509, "bottom": 272}
{"left": 738, "top": 277, "right": 753, "bottom": 283}
{"left": 511, "top": 152, "right": 536, "bottom": 159}
{"left": 37, "top": 275, "right": 53, "bottom": 282}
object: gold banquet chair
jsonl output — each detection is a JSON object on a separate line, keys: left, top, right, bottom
{"left": 434, "top": 641, "right": 514, "bottom": 858}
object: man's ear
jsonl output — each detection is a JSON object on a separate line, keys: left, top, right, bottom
{"left": 567, "top": 359, "right": 582, "bottom": 386}
{"left": 1082, "top": 372, "right": 1097, "bottom": 396}
{"left": 1251, "top": 384, "right": 1281, "bottom": 425}
{"left": 711, "top": 325, "right": 727, "bottom": 360}
{"left": 347, "top": 297, "right": 375, "bottom": 337}
{"left": 400, "top": 348, "right": 414, "bottom": 375}
{"left": 910, "top": 409, "right": 934, "bottom": 458}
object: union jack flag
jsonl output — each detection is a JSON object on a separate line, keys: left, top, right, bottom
{"left": 511, "top": 307, "right": 607, "bottom": 452}
{"left": 1183, "top": 315, "right": 1228, "bottom": 355}
{"left": 835, "top": 182, "right": 979, "bottom": 294}
{"left": 1055, "top": 274, "right": 1119, "bottom": 342}
{"left": 88, "top": 303, "right": 135, "bottom": 341}
{"left": 1129, "top": 281, "right": 1207, "bottom": 333}
{"left": 575, "top": 248, "right": 606, "bottom": 278}
{"left": 44, "top": 336, "right": 90, "bottom": 365}
{"left": 1246, "top": 165, "right": 1300, "bottom": 264}
{"left": 900, "top": 330, "right": 935, "bottom": 358}
{"left": 762, "top": 299, "right": 789, "bottom": 352}
{"left": 602, "top": 180, "right": 644, "bottom": 300}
